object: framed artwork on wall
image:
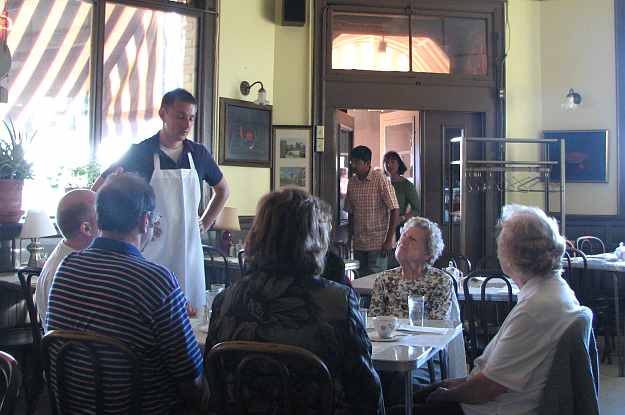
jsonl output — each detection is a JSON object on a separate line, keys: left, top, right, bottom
{"left": 219, "top": 98, "right": 273, "bottom": 167}
{"left": 545, "top": 129, "right": 608, "bottom": 183}
{"left": 272, "top": 125, "right": 313, "bottom": 192}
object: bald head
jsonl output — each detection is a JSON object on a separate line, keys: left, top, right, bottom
{"left": 56, "top": 189, "right": 97, "bottom": 241}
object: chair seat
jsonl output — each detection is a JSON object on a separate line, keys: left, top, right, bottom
{"left": 0, "top": 327, "right": 35, "bottom": 347}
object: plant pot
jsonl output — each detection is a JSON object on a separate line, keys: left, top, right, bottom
{"left": 0, "top": 179, "right": 24, "bottom": 224}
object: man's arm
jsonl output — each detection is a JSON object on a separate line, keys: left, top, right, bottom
{"left": 381, "top": 208, "right": 399, "bottom": 251}
{"left": 200, "top": 176, "right": 230, "bottom": 231}
{"left": 427, "top": 373, "right": 507, "bottom": 405}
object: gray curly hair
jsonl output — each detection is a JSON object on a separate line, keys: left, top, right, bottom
{"left": 400, "top": 217, "right": 444, "bottom": 265}
{"left": 497, "top": 204, "right": 565, "bottom": 278}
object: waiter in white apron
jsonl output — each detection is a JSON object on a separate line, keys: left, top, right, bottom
{"left": 93, "top": 88, "right": 230, "bottom": 311}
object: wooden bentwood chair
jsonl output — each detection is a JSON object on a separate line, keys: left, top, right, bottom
{"left": 206, "top": 341, "right": 334, "bottom": 415}
{"left": 41, "top": 330, "right": 142, "bottom": 415}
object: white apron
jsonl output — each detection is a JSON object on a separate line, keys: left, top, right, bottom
{"left": 142, "top": 152, "right": 205, "bottom": 310}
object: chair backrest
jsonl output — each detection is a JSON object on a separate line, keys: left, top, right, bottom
{"left": 539, "top": 307, "right": 599, "bottom": 415}
{"left": 17, "top": 268, "right": 43, "bottom": 347}
{"left": 576, "top": 236, "right": 606, "bottom": 255}
{"left": 237, "top": 249, "right": 247, "bottom": 275}
{"left": 206, "top": 341, "right": 335, "bottom": 415}
{"left": 203, "top": 244, "right": 230, "bottom": 288}
{"left": 41, "top": 330, "right": 141, "bottom": 415}
{"left": 462, "top": 270, "right": 515, "bottom": 368}
{"left": 0, "top": 351, "right": 21, "bottom": 415}
{"left": 449, "top": 254, "right": 472, "bottom": 275}
{"left": 561, "top": 250, "right": 588, "bottom": 303}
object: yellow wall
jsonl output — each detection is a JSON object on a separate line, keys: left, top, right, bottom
{"left": 505, "top": 0, "right": 543, "bottom": 207}
{"left": 506, "top": 0, "right": 618, "bottom": 215}
{"left": 541, "top": 0, "right": 617, "bottom": 215}
{"left": 216, "top": 0, "right": 312, "bottom": 215}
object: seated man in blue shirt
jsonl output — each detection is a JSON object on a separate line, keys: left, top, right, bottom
{"left": 47, "top": 173, "right": 207, "bottom": 414}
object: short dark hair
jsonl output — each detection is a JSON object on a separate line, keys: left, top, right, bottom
{"left": 96, "top": 173, "right": 155, "bottom": 234}
{"left": 161, "top": 88, "right": 196, "bottom": 109}
{"left": 57, "top": 202, "right": 91, "bottom": 239}
{"left": 383, "top": 151, "right": 408, "bottom": 175}
{"left": 350, "top": 145, "right": 372, "bottom": 162}
{"left": 245, "top": 189, "right": 331, "bottom": 278}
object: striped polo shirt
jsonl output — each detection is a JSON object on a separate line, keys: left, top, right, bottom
{"left": 46, "top": 237, "right": 203, "bottom": 414}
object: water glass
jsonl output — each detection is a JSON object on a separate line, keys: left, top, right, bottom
{"left": 204, "top": 288, "right": 222, "bottom": 323}
{"left": 408, "top": 295, "right": 425, "bottom": 326}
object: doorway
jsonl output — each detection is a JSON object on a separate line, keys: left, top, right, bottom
{"left": 334, "top": 108, "right": 491, "bottom": 264}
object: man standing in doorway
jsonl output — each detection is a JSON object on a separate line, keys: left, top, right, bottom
{"left": 93, "top": 88, "right": 229, "bottom": 311}
{"left": 346, "top": 145, "right": 399, "bottom": 277}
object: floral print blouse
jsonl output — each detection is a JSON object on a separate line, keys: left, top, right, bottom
{"left": 369, "top": 266, "right": 453, "bottom": 320}
{"left": 205, "top": 271, "right": 385, "bottom": 415}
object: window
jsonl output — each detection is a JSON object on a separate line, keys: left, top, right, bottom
{"left": 0, "top": 0, "right": 215, "bottom": 215}
{"left": 331, "top": 12, "right": 487, "bottom": 76}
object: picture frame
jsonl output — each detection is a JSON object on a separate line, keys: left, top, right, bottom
{"left": 219, "top": 97, "right": 273, "bottom": 167}
{"left": 544, "top": 129, "right": 608, "bottom": 183}
{"left": 272, "top": 125, "right": 313, "bottom": 192}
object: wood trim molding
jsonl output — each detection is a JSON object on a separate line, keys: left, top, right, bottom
{"left": 615, "top": 0, "right": 625, "bottom": 219}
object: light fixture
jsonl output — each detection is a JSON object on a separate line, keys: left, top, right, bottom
{"left": 213, "top": 207, "right": 241, "bottom": 256}
{"left": 562, "top": 88, "right": 582, "bottom": 111}
{"left": 240, "top": 80, "right": 269, "bottom": 105}
{"left": 20, "top": 209, "right": 57, "bottom": 268}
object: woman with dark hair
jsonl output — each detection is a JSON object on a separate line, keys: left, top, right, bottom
{"left": 205, "top": 188, "right": 384, "bottom": 415}
{"left": 383, "top": 151, "right": 420, "bottom": 240}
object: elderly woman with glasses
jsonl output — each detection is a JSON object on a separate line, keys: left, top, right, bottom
{"left": 205, "top": 188, "right": 384, "bottom": 415}
{"left": 369, "top": 216, "right": 455, "bottom": 321}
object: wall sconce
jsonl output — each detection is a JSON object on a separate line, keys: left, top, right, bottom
{"left": 562, "top": 88, "right": 582, "bottom": 111}
{"left": 240, "top": 80, "right": 269, "bottom": 105}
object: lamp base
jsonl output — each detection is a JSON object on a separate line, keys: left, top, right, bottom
{"left": 26, "top": 238, "right": 46, "bottom": 269}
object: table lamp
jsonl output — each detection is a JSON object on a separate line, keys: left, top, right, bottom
{"left": 213, "top": 207, "right": 240, "bottom": 256}
{"left": 20, "top": 209, "right": 57, "bottom": 268}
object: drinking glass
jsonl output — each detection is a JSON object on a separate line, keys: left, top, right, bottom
{"left": 408, "top": 295, "right": 425, "bottom": 326}
{"left": 204, "top": 288, "right": 222, "bottom": 323}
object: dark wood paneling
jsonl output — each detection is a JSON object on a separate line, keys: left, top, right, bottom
{"left": 561, "top": 216, "right": 625, "bottom": 251}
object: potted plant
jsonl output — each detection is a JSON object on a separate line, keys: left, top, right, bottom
{"left": 0, "top": 119, "right": 34, "bottom": 223}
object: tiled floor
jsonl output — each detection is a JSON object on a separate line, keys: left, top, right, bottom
{"left": 19, "top": 362, "right": 625, "bottom": 414}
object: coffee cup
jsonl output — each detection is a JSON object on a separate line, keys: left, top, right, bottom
{"left": 373, "top": 316, "right": 398, "bottom": 338}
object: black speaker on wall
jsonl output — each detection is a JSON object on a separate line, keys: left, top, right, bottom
{"left": 282, "top": 0, "right": 306, "bottom": 27}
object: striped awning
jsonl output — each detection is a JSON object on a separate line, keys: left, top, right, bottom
{"left": 2, "top": 0, "right": 167, "bottom": 140}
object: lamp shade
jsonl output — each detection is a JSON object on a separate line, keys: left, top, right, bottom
{"left": 20, "top": 209, "right": 57, "bottom": 239}
{"left": 213, "top": 207, "right": 240, "bottom": 231}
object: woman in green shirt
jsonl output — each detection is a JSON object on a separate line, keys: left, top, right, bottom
{"left": 383, "top": 151, "right": 420, "bottom": 240}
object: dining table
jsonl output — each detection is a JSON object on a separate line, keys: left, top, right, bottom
{"left": 567, "top": 253, "right": 625, "bottom": 376}
{"left": 191, "top": 317, "right": 462, "bottom": 415}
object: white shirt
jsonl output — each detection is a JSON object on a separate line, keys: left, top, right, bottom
{"left": 35, "top": 241, "right": 76, "bottom": 327}
{"left": 160, "top": 144, "right": 184, "bottom": 164}
{"left": 461, "top": 276, "right": 582, "bottom": 415}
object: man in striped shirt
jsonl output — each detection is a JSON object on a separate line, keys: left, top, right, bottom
{"left": 47, "top": 173, "right": 206, "bottom": 414}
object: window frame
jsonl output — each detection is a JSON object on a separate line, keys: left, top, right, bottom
{"left": 89, "top": 0, "right": 218, "bottom": 158}
{"left": 325, "top": 5, "right": 497, "bottom": 87}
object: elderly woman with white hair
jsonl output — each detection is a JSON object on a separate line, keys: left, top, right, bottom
{"left": 369, "top": 216, "right": 454, "bottom": 320}
{"left": 418, "top": 205, "right": 585, "bottom": 415}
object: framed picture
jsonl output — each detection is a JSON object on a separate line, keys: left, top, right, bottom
{"left": 545, "top": 130, "right": 608, "bottom": 183}
{"left": 272, "top": 125, "right": 313, "bottom": 192}
{"left": 219, "top": 97, "right": 273, "bottom": 167}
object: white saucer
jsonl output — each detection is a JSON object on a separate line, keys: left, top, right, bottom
{"left": 369, "top": 333, "right": 400, "bottom": 342}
